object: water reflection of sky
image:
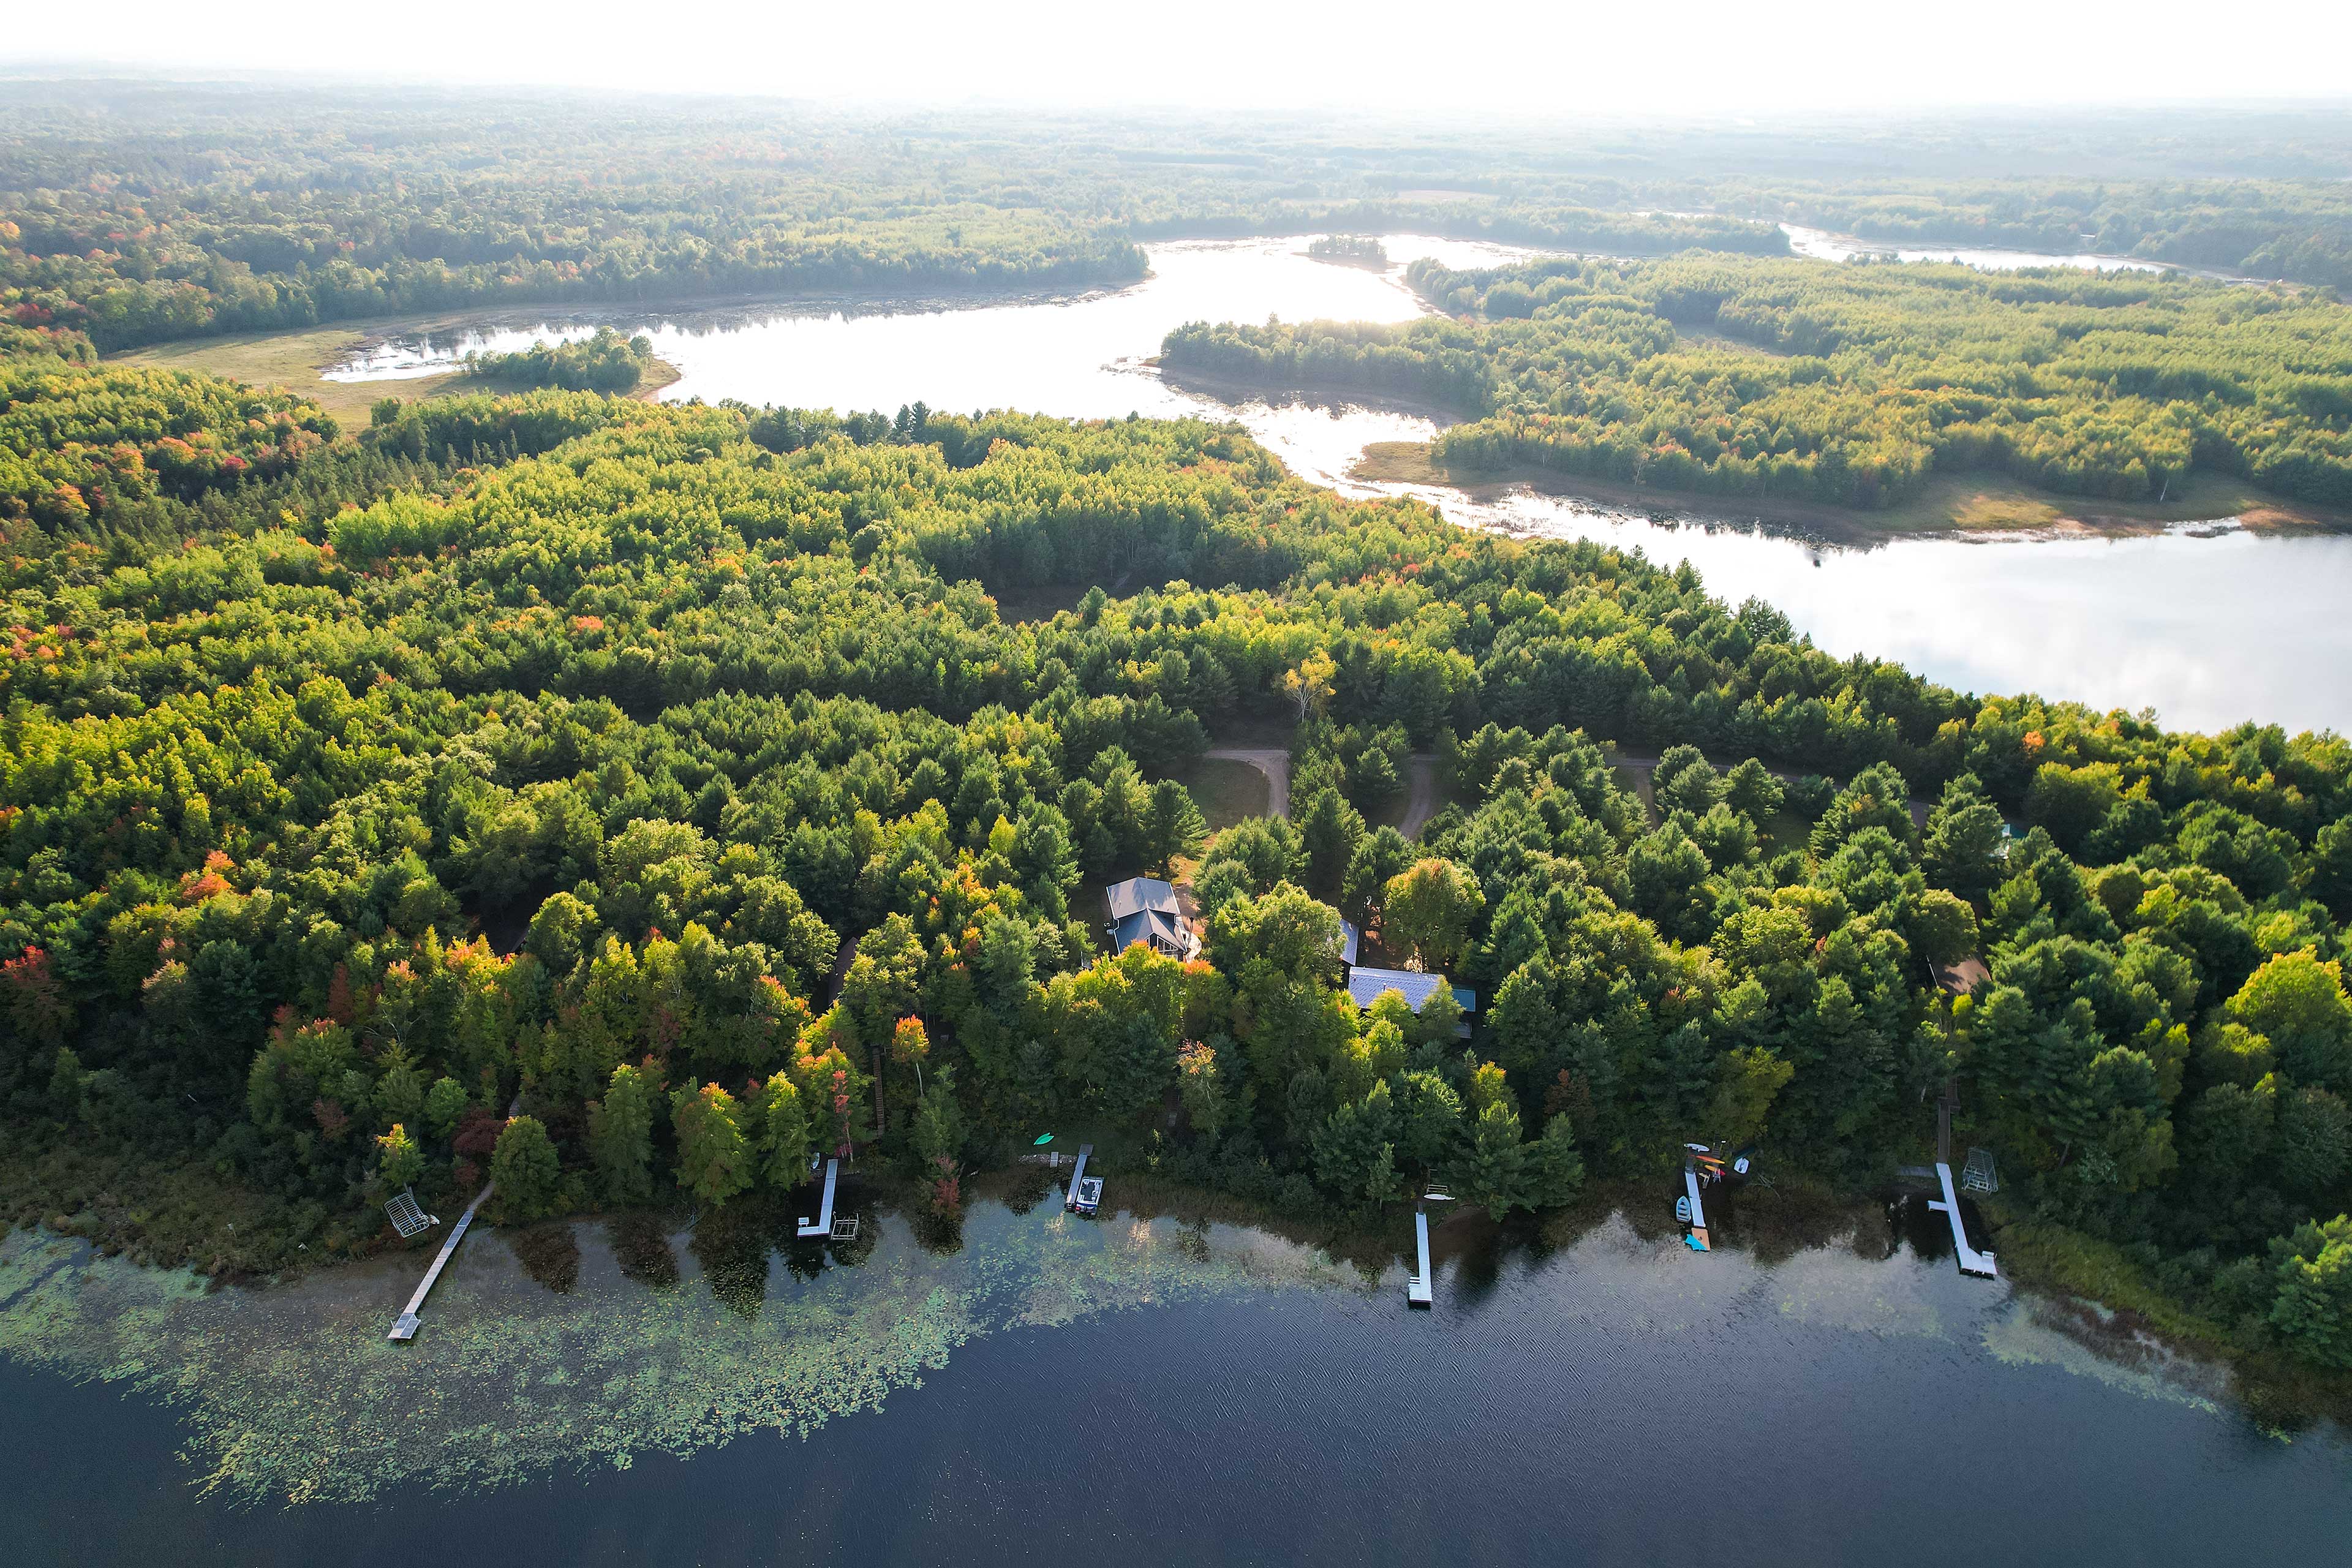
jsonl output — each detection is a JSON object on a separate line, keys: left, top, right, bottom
{"left": 320, "top": 234, "right": 2352, "bottom": 736}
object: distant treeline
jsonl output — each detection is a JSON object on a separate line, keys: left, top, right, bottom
{"left": 15, "top": 83, "right": 2352, "bottom": 366}
{"left": 1696, "top": 178, "right": 2352, "bottom": 294}
{"left": 1142, "top": 203, "right": 1790, "bottom": 258}
{"left": 1161, "top": 253, "right": 2352, "bottom": 508}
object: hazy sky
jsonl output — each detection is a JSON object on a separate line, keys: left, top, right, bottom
{"left": 12, "top": 0, "right": 2352, "bottom": 115}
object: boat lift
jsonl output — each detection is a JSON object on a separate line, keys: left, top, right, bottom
{"left": 1064, "top": 1143, "right": 1101, "bottom": 1215}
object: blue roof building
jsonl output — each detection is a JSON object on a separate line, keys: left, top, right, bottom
{"left": 1344, "top": 964, "right": 1475, "bottom": 1036}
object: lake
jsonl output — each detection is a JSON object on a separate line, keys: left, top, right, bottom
{"left": 323, "top": 233, "right": 2352, "bottom": 738}
{"left": 4, "top": 1184, "right": 2347, "bottom": 1565}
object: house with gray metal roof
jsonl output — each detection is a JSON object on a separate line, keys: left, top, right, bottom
{"left": 1105, "top": 876, "right": 1198, "bottom": 959}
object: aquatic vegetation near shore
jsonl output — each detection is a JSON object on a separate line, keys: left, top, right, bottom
{"left": 0, "top": 1201, "right": 1378, "bottom": 1507}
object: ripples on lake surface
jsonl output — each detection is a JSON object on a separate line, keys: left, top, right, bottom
{"left": 322, "top": 235, "right": 2352, "bottom": 736}
{"left": 3, "top": 1193, "right": 2347, "bottom": 1567}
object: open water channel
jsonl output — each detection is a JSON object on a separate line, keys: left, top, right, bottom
{"left": 323, "top": 233, "right": 2352, "bottom": 737}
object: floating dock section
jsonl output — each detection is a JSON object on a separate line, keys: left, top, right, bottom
{"left": 1930, "top": 1163, "right": 1999, "bottom": 1278}
{"left": 796, "top": 1158, "right": 841, "bottom": 1238}
{"left": 388, "top": 1180, "right": 494, "bottom": 1342}
{"left": 1683, "top": 1165, "right": 1711, "bottom": 1251}
{"left": 1064, "top": 1143, "right": 1100, "bottom": 1215}
{"left": 1408, "top": 1208, "right": 1434, "bottom": 1307}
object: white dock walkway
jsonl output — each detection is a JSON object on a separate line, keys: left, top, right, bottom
{"left": 1408, "top": 1208, "right": 1433, "bottom": 1307}
{"left": 1930, "top": 1163, "right": 1999, "bottom": 1278}
{"left": 387, "top": 1180, "right": 494, "bottom": 1342}
{"left": 1683, "top": 1167, "right": 1710, "bottom": 1251}
{"left": 796, "top": 1158, "right": 840, "bottom": 1238}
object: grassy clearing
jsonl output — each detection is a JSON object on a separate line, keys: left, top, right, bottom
{"left": 113, "top": 324, "right": 431, "bottom": 423}
{"left": 982, "top": 579, "right": 1096, "bottom": 624}
{"left": 1673, "top": 325, "right": 1794, "bottom": 357}
{"left": 0, "top": 1120, "right": 323, "bottom": 1278}
{"left": 1167, "top": 756, "right": 1272, "bottom": 832}
{"left": 111, "top": 320, "right": 682, "bottom": 424}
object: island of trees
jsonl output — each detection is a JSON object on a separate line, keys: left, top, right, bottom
{"left": 464, "top": 327, "right": 658, "bottom": 395}
{"left": 1308, "top": 235, "right": 1390, "bottom": 270}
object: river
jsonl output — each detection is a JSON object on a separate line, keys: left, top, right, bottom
{"left": 323, "top": 234, "right": 2352, "bottom": 737}
{"left": 4, "top": 1184, "right": 2346, "bottom": 1564}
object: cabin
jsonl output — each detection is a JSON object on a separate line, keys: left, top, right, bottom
{"left": 1105, "top": 876, "right": 1199, "bottom": 959}
{"left": 1344, "top": 964, "right": 1475, "bottom": 1038}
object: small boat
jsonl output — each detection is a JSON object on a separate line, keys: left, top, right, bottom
{"left": 1675, "top": 1194, "right": 1693, "bottom": 1225}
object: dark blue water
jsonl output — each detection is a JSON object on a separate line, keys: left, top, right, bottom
{"left": 5, "top": 1208, "right": 2345, "bottom": 1567}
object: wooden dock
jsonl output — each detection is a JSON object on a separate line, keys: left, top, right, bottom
{"left": 387, "top": 1180, "right": 494, "bottom": 1342}
{"left": 796, "top": 1157, "right": 840, "bottom": 1238}
{"left": 1408, "top": 1208, "right": 1434, "bottom": 1307}
{"left": 1683, "top": 1165, "right": 1711, "bottom": 1251}
{"left": 1063, "top": 1143, "right": 1099, "bottom": 1214}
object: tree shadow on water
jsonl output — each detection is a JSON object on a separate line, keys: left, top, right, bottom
{"left": 607, "top": 1210, "right": 681, "bottom": 1289}
{"left": 996, "top": 1165, "right": 1055, "bottom": 1216}
{"left": 688, "top": 1201, "right": 775, "bottom": 1317}
{"left": 910, "top": 1205, "right": 965, "bottom": 1256}
{"left": 509, "top": 1221, "right": 581, "bottom": 1294}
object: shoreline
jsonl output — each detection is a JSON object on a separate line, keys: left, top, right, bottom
{"left": 13, "top": 1152, "right": 2352, "bottom": 1431}
{"left": 1148, "top": 354, "right": 2352, "bottom": 546}
{"left": 1351, "top": 438, "right": 2352, "bottom": 546}
{"left": 105, "top": 271, "right": 1152, "bottom": 422}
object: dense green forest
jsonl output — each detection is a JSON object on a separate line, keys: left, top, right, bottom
{"left": 5, "top": 320, "right": 2352, "bottom": 1369}
{"left": 1163, "top": 253, "right": 2352, "bottom": 508}
{"left": 9, "top": 83, "right": 2352, "bottom": 364}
